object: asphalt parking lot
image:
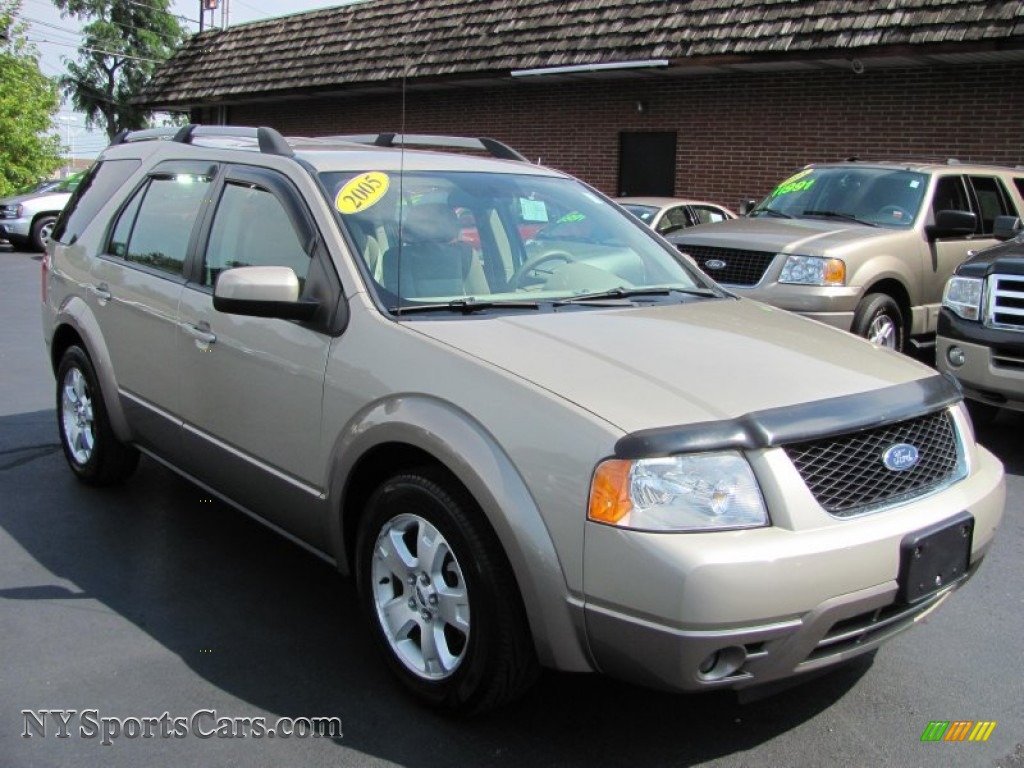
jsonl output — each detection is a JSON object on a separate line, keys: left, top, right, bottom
{"left": 1, "top": 245, "right": 1022, "bottom": 767}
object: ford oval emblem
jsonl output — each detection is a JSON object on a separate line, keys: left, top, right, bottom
{"left": 882, "top": 443, "right": 920, "bottom": 472}
{"left": 705, "top": 259, "right": 727, "bottom": 270}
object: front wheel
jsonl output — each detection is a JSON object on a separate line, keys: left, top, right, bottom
{"left": 56, "top": 346, "right": 139, "bottom": 486}
{"left": 355, "top": 470, "right": 537, "bottom": 714}
{"left": 852, "top": 293, "right": 904, "bottom": 352}
{"left": 31, "top": 215, "right": 57, "bottom": 252}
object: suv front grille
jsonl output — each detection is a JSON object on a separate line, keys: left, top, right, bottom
{"left": 674, "top": 245, "right": 776, "bottom": 286}
{"left": 987, "top": 274, "right": 1024, "bottom": 330}
{"left": 782, "top": 410, "right": 962, "bottom": 517}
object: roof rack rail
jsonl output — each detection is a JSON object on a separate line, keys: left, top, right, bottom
{"left": 334, "top": 133, "right": 529, "bottom": 162}
{"left": 108, "top": 124, "right": 294, "bottom": 157}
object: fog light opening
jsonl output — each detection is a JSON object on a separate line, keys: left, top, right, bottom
{"left": 696, "top": 646, "right": 748, "bottom": 682}
{"left": 947, "top": 346, "right": 965, "bottom": 367}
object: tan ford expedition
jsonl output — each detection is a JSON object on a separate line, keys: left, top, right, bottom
{"left": 670, "top": 161, "right": 1024, "bottom": 352}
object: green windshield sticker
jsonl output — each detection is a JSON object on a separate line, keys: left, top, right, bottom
{"left": 771, "top": 168, "right": 815, "bottom": 197}
{"left": 557, "top": 211, "right": 586, "bottom": 224}
{"left": 520, "top": 198, "right": 548, "bottom": 222}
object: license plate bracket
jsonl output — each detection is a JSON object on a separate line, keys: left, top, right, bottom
{"left": 897, "top": 511, "right": 974, "bottom": 604}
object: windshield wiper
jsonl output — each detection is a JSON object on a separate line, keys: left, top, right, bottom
{"left": 554, "top": 286, "right": 718, "bottom": 306}
{"left": 801, "top": 210, "right": 878, "bottom": 227}
{"left": 755, "top": 209, "right": 793, "bottom": 219}
{"left": 392, "top": 299, "right": 541, "bottom": 315}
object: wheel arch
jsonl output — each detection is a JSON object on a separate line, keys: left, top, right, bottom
{"left": 861, "top": 277, "right": 911, "bottom": 332}
{"left": 327, "top": 395, "right": 593, "bottom": 672}
{"left": 49, "top": 298, "right": 132, "bottom": 442}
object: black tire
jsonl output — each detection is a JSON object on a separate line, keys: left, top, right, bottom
{"left": 31, "top": 215, "right": 57, "bottom": 252}
{"left": 852, "top": 293, "right": 904, "bottom": 352}
{"left": 355, "top": 469, "right": 538, "bottom": 714}
{"left": 56, "top": 345, "right": 139, "bottom": 486}
{"left": 965, "top": 399, "right": 1000, "bottom": 429}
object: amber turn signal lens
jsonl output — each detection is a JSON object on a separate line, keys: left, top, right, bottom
{"left": 823, "top": 258, "right": 845, "bottom": 285}
{"left": 588, "top": 460, "right": 633, "bottom": 523}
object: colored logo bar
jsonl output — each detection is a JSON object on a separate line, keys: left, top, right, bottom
{"left": 921, "top": 721, "right": 997, "bottom": 742}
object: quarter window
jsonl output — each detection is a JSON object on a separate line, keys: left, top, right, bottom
{"left": 52, "top": 159, "right": 141, "bottom": 245}
{"left": 203, "top": 182, "right": 311, "bottom": 288}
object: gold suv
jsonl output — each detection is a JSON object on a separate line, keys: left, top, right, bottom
{"left": 671, "top": 160, "right": 1024, "bottom": 352}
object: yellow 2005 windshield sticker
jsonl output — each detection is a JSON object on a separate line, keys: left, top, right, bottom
{"left": 335, "top": 172, "right": 390, "bottom": 214}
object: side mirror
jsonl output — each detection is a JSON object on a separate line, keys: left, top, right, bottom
{"left": 738, "top": 198, "right": 758, "bottom": 216}
{"left": 926, "top": 209, "right": 977, "bottom": 240}
{"left": 213, "top": 266, "right": 319, "bottom": 321}
{"left": 992, "top": 215, "right": 1023, "bottom": 241}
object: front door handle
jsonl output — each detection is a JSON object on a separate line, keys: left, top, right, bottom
{"left": 88, "top": 283, "right": 111, "bottom": 303}
{"left": 182, "top": 321, "right": 217, "bottom": 349}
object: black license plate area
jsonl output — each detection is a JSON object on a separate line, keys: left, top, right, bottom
{"left": 897, "top": 511, "right": 973, "bottom": 604}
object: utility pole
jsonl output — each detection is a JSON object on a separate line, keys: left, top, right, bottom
{"left": 200, "top": 0, "right": 218, "bottom": 33}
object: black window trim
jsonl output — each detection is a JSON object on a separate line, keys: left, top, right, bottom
{"left": 99, "top": 163, "right": 220, "bottom": 284}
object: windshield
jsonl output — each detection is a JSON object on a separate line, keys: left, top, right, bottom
{"left": 320, "top": 170, "right": 713, "bottom": 312}
{"left": 54, "top": 172, "right": 86, "bottom": 193}
{"left": 620, "top": 204, "right": 658, "bottom": 223}
{"left": 751, "top": 166, "right": 928, "bottom": 228}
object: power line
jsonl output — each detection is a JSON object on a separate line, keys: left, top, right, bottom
{"left": 16, "top": 10, "right": 187, "bottom": 46}
{"left": 26, "top": 37, "right": 165, "bottom": 63}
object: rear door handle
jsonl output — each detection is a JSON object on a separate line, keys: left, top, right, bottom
{"left": 88, "top": 283, "right": 111, "bottom": 303}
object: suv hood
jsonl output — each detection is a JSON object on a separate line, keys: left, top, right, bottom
{"left": 0, "top": 190, "right": 71, "bottom": 206}
{"left": 411, "top": 298, "right": 930, "bottom": 434}
{"left": 671, "top": 217, "right": 905, "bottom": 257}
{"left": 956, "top": 238, "right": 1024, "bottom": 278}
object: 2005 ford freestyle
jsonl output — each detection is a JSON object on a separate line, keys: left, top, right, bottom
{"left": 42, "top": 126, "right": 1004, "bottom": 713}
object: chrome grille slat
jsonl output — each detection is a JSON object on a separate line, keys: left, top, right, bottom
{"left": 987, "top": 274, "right": 1024, "bottom": 330}
{"left": 674, "top": 244, "right": 776, "bottom": 286}
{"left": 783, "top": 410, "right": 961, "bottom": 516}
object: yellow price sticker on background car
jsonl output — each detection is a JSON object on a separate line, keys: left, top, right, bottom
{"left": 335, "top": 172, "right": 390, "bottom": 214}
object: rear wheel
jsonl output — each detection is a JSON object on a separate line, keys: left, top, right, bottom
{"left": 852, "top": 293, "right": 904, "bottom": 351}
{"left": 31, "top": 215, "right": 57, "bottom": 252}
{"left": 355, "top": 469, "right": 537, "bottom": 714}
{"left": 56, "top": 345, "right": 139, "bottom": 485}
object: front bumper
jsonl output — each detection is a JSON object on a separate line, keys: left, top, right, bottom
{"left": 0, "top": 218, "right": 31, "bottom": 241}
{"left": 727, "top": 282, "right": 860, "bottom": 332}
{"left": 937, "top": 309, "right": 1024, "bottom": 412}
{"left": 582, "top": 443, "right": 1004, "bottom": 693}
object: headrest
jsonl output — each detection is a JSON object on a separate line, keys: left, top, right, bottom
{"left": 402, "top": 203, "right": 459, "bottom": 244}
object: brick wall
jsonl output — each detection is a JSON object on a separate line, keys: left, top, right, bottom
{"left": 222, "top": 62, "right": 1024, "bottom": 209}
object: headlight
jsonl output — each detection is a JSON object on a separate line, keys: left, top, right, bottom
{"left": 588, "top": 452, "right": 768, "bottom": 531}
{"left": 942, "top": 276, "right": 983, "bottom": 321}
{"left": 1, "top": 204, "right": 22, "bottom": 219}
{"left": 779, "top": 255, "right": 845, "bottom": 286}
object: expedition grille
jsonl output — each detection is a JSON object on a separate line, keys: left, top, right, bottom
{"left": 674, "top": 244, "right": 776, "bottom": 286}
{"left": 783, "top": 410, "right": 962, "bottom": 517}
{"left": 987, "top": 274, "right": 1024, "bottom": 330}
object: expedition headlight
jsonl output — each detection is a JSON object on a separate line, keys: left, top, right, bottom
{"left": 2, "top": 204, "right": 22, "bottom": 219}
{"left": 942, "top": 276, "right": 983, "bottom": 321}
{"left": 779, "top": 255, "right": 845, "bottom": 286}
{"left": 588, "top": 453, "right": 768, "bottom": 531}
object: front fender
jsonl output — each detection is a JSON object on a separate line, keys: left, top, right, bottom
{"left": 326, "top": 394, "right": 593, "bottom": 672}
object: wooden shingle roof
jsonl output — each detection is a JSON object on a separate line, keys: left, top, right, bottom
{"left": 139, "top": 0, "right": 1024, "bottom": 108}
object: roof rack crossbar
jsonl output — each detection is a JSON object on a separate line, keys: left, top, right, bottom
{"left": 106, "top": 124, "right": 294, "bottom": 157}
{"left": 330, "top": 133, "right": 529, "bottom": 162}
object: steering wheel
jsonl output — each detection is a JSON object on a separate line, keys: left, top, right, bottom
{"left": 511, "top": 251, "right": 576, "bottom": 288}
{"left": 877, "top": 205, "right": 912, "bottom": 221}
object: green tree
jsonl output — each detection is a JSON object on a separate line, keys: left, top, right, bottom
{"left": 53, "top": 0, "right": 186, "bottom": 140}
{"left": 0, "top": 1, "right": 63, "bottom": 196}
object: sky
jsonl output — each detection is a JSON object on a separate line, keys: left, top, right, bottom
{"left": 14, "top": 0, "right": 352, "bottom": 162}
